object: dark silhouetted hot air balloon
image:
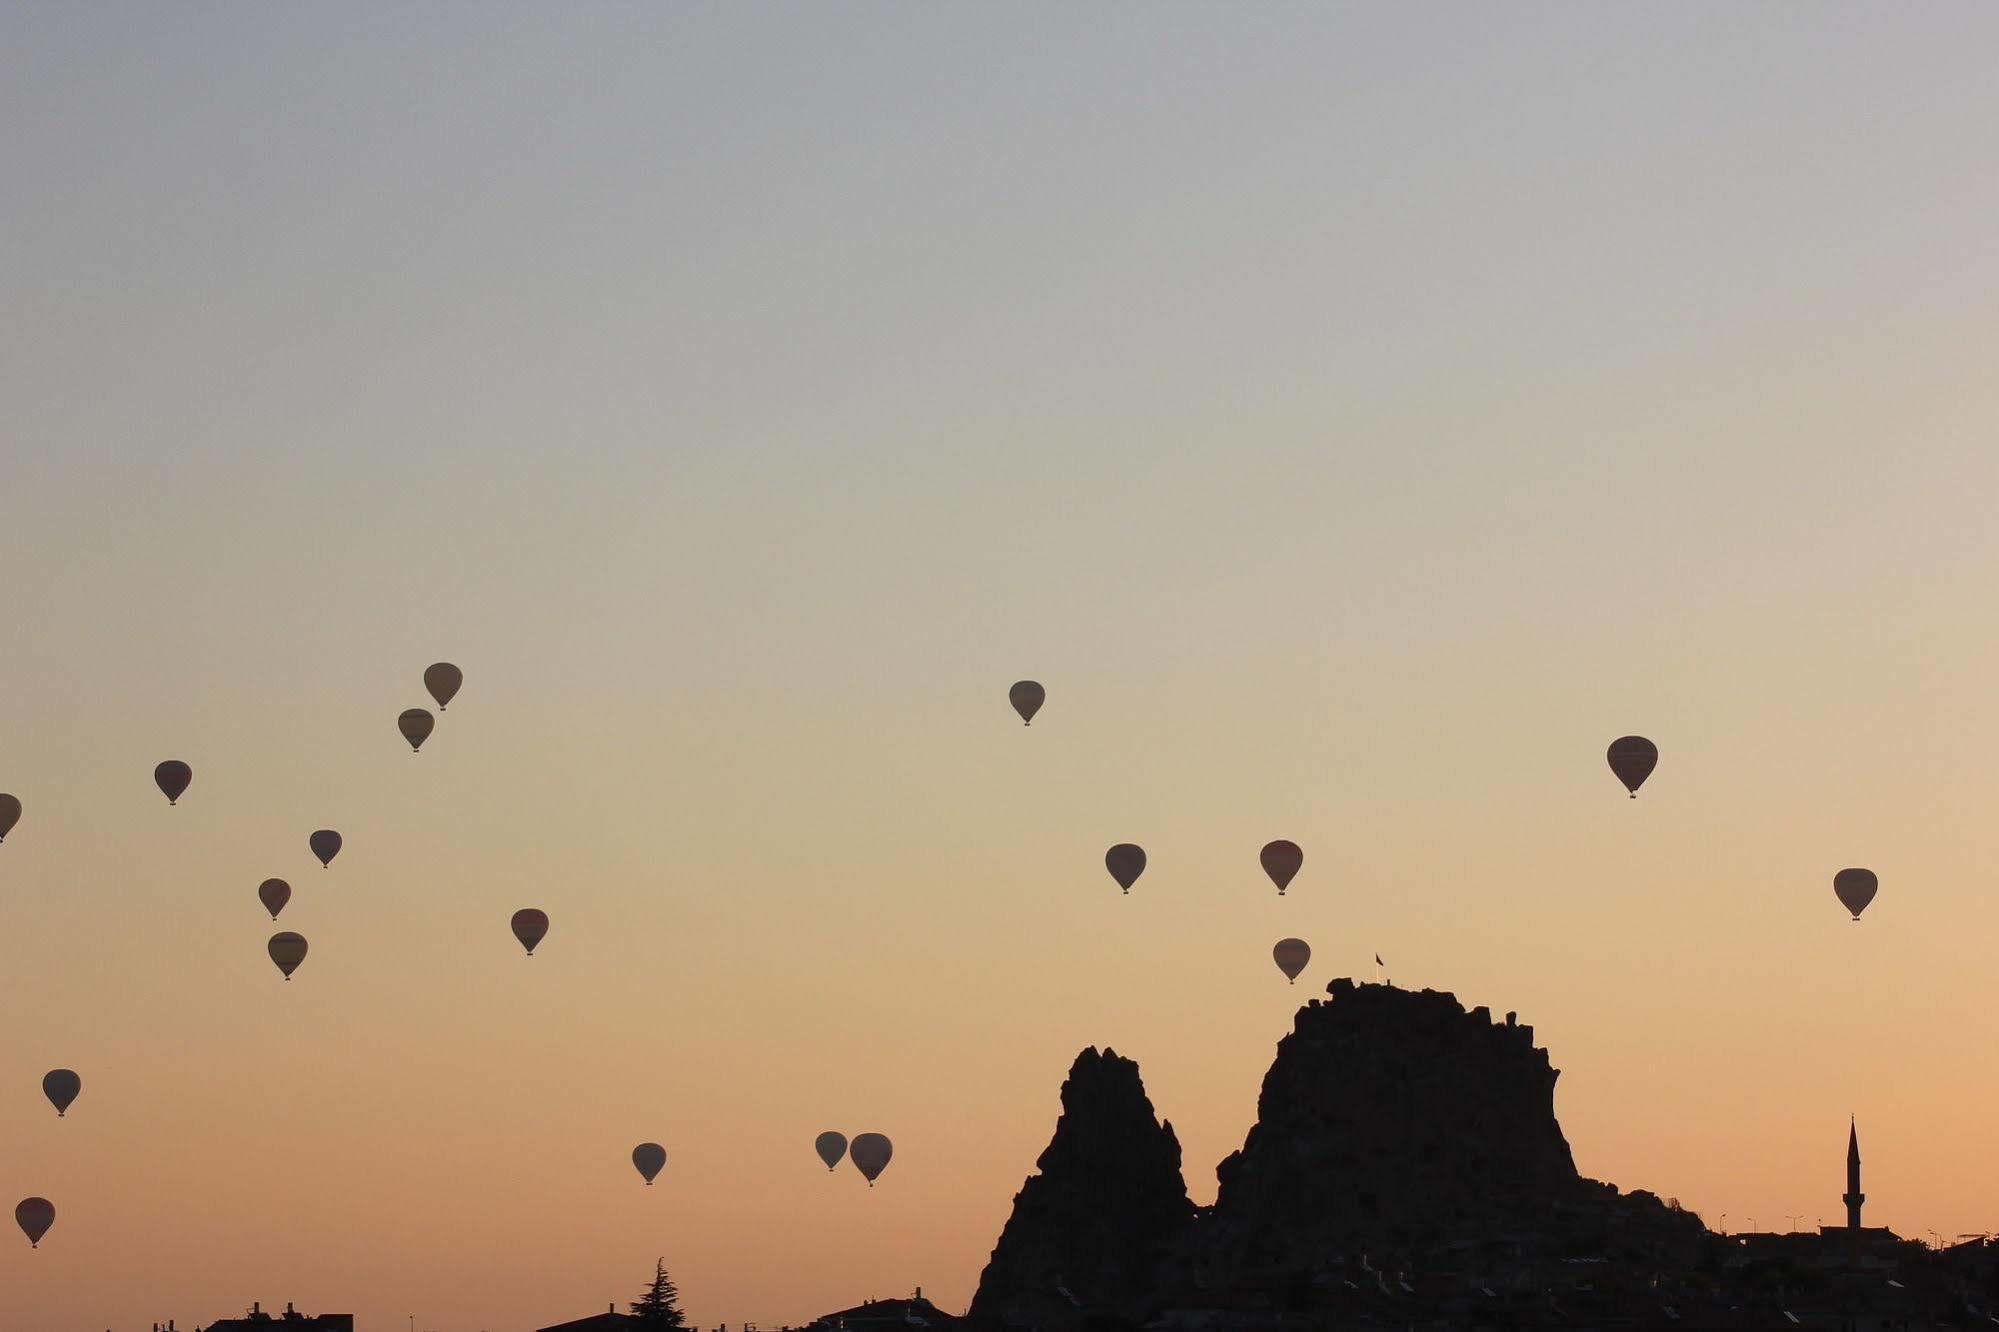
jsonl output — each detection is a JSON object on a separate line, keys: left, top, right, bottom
{"left": 815, "top": 1131, "right": 848, "bottom": 1171}
{"left": 632, "top": 1142, "right": 666, "bottom": 1185}
{"left": 258, "top": 878, "right": 291, "bottom": 920}
{"left": 155, "top": 760, "right": 192, "bottom": 805}
{"left": 1260, "top": 840, "right": 1302, "bottom": 895}
{"left": 424, "top": 662, "right": 463, "bottom": 711}
{"left": 1105, "top": 844, "right": 1146, "bottom": 894}
{"left": 42, "top": 1070, "right": 80, "bottom": 1118}
{"left": 1272, "top": 938, "right": 1310, "bottom": 984}
{"left": 0, "top": 793, "right": 19, "bottom": 842}
{"left": 1833, "top": 868, "right": 1878, "bottom": 921}
{"left": 511, "top": 908, "right": 549, "bottom": 956}
{"left": 309, "top": 829, "right": 342, "bottom": 868}
{"left": 15, "top": 1198, "right": 53, "bottom": 1248}
{"left": 1606, "top": 736, "right": 1657, "bottom": 798}
{"left": 1009, "top": 681, "right": 1045, "bottom": 726}
{"left": 850, "top": 1132, "right": 892, "bottom": 1186}
{"left": 398, "top": 708, "right": 434, "bottom": 753}
{"left": 268, "top": 931, "right": 308, "bottom": 979}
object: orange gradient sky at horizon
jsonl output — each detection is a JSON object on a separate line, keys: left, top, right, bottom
{"left": 4, "top": 5, "right": 1999, "bottom": 1329}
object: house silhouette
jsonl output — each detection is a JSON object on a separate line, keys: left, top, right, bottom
{"left": 196, "top": 1302, "right": 353, "bottom": 1331}
{"left": 536, "top": 1304, "right": 639, "bottom": 1332}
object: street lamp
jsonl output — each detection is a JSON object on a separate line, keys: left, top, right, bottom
{"left": 1719, "top": 1214, "right": 1727, "bottom": 1235}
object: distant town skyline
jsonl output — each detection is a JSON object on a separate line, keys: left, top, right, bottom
{"left": 5, "top": 4, "right": 1998, "bottom": 1330}
{"left": 135, "top": 1017, "right": 1994, "bottom": 1330}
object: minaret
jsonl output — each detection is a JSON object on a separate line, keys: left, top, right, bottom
{"left": 1843, "top": 1119, "right": 1864, "bottom": 1230}
{"left": 1842, "top": 1118, "right": 1866, "bottom": 1269}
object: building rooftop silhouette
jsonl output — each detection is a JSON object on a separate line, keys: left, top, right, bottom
{"left": 196, "top": 1303, "right": 352, "bottom": 1331}
{"left": 535, "top": 1304, "right": 638, "bottom": 1331}
{"left": 809, "top": 1291, "right": 959, "bottom": 1328}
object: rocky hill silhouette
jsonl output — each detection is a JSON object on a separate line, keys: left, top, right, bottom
{"left": 970, "top": 980, "right": 1706, "bottom": 1328}
{"left": 1190, "top": 978, "right": 1702, "bottom": 1304}
{"left": 968, "top": 1047, "right": 1194, "bottom": 1330}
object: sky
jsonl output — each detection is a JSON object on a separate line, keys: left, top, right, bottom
{"left": 3, "top": 3, "right": 1998, "bottom": 1328}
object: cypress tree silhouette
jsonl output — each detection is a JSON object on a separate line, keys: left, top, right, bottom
{"left": 631, "top": 1257, "right": 686, "bottom": 1327}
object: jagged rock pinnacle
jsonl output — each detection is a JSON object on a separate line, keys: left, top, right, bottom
{"left": 968, "top": 1046, "right": 1193, "bottom": 1330}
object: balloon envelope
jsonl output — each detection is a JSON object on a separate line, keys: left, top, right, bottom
{"left": 15, "top": 1197, "right": 53, "bottom": 1248}
{"left": 268, "top": 931, "right": 308, "bottom": 979}
{"left": 258, "top": 878, "right": 291, "bottom": 920}
{"left": 1272, "top": 938, "right": 1311, "bottom": 983}
{"left": 1260, "top": 840, "right": 1302, "bottom": 895}
{"left": 155, "top": 760, "right": 192, "bottom": 805}
{"left": 511, "top": 908, "right": 549, "bottom": 955}
{"left": 1605, "top": 736, "right": 1657, "bottom": 797}
{"left": 398, "top": 708, "right": 435, "bottom": 752}
{"left": 1105, "top": 843, "right": 1146, "bottom": 894}
{"left": 42, "top": 1070, "right": 80, "bottom": 1117}
{"left": 1834, "top": 868, "right": 1878, "bottom": 921}
{"left": 309, "top": 829, "right": 342, "bottom": 867}
{"left": 1008, "top": 680, "right": 1045, "bottom": 726}
{"left": 814, "top": 1131, "right": 848, "bottom": 1170}
{"left": 424, "top": 662, "right": 463, "bottom": 710}
{"left": 0, "top": 793, "right": 19, "bottom": 841}
{"left": 632, "top": 1142, "right": 666, "bottom": 1185}
{"left": 850, "top": 1132, "right": 893, "bottom": 1185}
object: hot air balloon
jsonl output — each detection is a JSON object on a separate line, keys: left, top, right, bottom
{"left": 1272, "top": 938, "right": 1311, "bottom": 984}
{"left": 309, "top": 829, "right": 342, "bottom": 868}
{"left": 850, "top": 1132, "right": 893, "bottom": 1186}
{"left": 1606, "top": 736, "right": 1657, "bottom": 798}
{"left": 155, "top": 760, "right": 192, "bottom": 805}
{"left": 1105, "top": 843, "right": 1146, "bottom": 894}
{"left": 258, "top": 878, "right": 291, "bottom": 920}
{"left": 42, "top": 1070, "right": 80, "bottom": 1118}
{"left": 1833, "top": 868, "right": 1878, "bottom": 921}
{"left": 398, "top": 708, "right": 434, "bottom": 753}
{"left": 1009, "top": 681, "right": 1045, "bottom": 726}
{"left": 0, "top": 793, "right": 20, "bottom": 842}
{"left": 424, "top": 662, "right": 463, "bottom": 711}
{"left": 632, "top": 1142, "right": 666, "bottom": 1185}
{"left": 814, "top": 1131, "right": 848, "bottom": 1171}
{"left": 15, "top": 1198, "right": 53, "bottom": 1248}
{"left": 1260, "top": 840, "right": 1302, "bottom": 895}
{"left": 511, "top": 908, "right": 549, "bottom": 956}
{"left": 268, "top": 931, "right": 308, "bottom": 979}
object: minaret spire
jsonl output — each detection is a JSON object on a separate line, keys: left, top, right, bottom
{"left": 1842, "top": 1117, "right": 1866, "bottom": 1268}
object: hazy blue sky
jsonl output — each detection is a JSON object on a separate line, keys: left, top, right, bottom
{"left": 4, "top": 6, "right": 1997, "bottom": 1330}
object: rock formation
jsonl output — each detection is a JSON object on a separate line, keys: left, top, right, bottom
{"left": 1187, "top": 978, "right": 1700, "bottom": 1304}
{"left": 971, "top": 982, "right": 1708, "bottom": 1327}
{"left": 968, "top": 1047, "right": 1194, "bottom": 1331}
{"left": 1206, "top": 979, "right": 1579, "bottom": 1256}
